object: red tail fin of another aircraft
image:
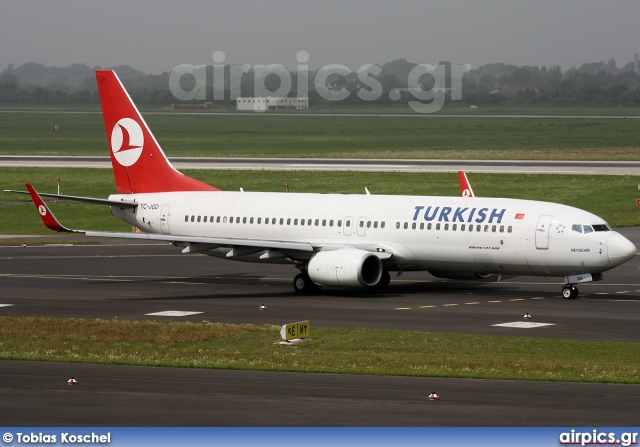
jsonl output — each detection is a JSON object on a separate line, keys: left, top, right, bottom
{"left": 95, "top": 70, "right": 219, "bottom": 194}
{"left": 458, "top": 171, "right": 475, "bottom": 198}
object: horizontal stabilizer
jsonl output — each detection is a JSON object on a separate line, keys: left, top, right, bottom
{"left": 4, "top": 189, "right": 138, "bottom": 208}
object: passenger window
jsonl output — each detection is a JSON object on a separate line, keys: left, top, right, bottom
{"left": 322, "top": 219, "right": 327, "bottom": 226}
{"left": 217, "top": 216, "right": 221, "bottom": 223}
{"left": 396, "top": 222, "right": 400, "bottom": 229}
{"left": 197, "top": 216, "right": 201, "bottom": 222}
{"left": 444, "top": 223, "right": 449, "bottom": 231}
{"left": 452, "top": 224, "right": 457, "bottom": 231}
{"left": 315, "top": 219, "right": 320, "bottom": 226}
{"left": 360, "top": 221, "right": 365, "bottom": 228}
{"left": 257, "top": 218, "right": 261, "bottom": 224}
{"left": 427, "top": 223, "right": 432, "bottom": 230}
{"left": 230, "top": 217, "right": 234, "bottom": 223}
{"left": 337, "top": 220, "right": 342, "bottom": 226}
{"left": 203, "top": 216, "right": 207, "bottom": 222}
{"left": 307, "top": 219, "right": 312, "bottom": 226}
{"left": 508, "top": 226, "right": 512, "bottom": 233}
{"left": 279, "top": 218, "right": 284, "bottom": 225}
{"left": 300, "top": 219, "right": 305, "bottom": 226}
{"left": 294, "top": 219, "right": 298, "bottom": 225}
{"left": 403, "top": 222, "right": 408, "bottom": 229}
{"left": 272, "top": 218, "right": 276, "bottom": 224}
{"left": 436, "top": 223, "right": 440, "bottom": 230}
{"left": 250, "top": 217, "right": 254, "bottom": 224}
{"left": 461, "top": 224, "right": 465, "bottom": 231}
{"left": 476, "top": 225, "right": 481, "bottom": 232}
{"left": 210, "top": 216, "right": 214, "bottom": 222}
{"left": 223, "top": 217, "right": 227, "bottom": 223}
{"left": 411, "top": 222, "right": 416, "bottom": 229}
{"left": 492, "top": 225, "right": 496, "bottom": 232}
{"left": 243, "top": 217, "right": 247, "bottom": 224}
{"left": 367, "top": 221, "right": 371, "bottom": 228}
{"left": 185, "top": 215, "right": 189, "bottom": 222}
{"left": 346, "top": 221, "right": 351, "bottom": 227}
{"left": 420, "top": 223, "right": 424, "bottom": 230}
{"left": 374, "top": 221, "right": 378, "bottom": 229}
{"left": 287, "top": 218, "right": 291, "bottom": 225}
{"left": 500, "top": 225, "right": 504, "bottom": 233}
{"left": 381, "top": 222, "right": 385, "bottom": 229}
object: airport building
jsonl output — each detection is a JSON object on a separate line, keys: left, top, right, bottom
{"left": 236, "top": 97, "right": 308, "bottom": 112}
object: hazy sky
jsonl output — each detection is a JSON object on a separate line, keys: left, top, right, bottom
{"left": 2, "top": 0, "right": 639, "bottom": 74}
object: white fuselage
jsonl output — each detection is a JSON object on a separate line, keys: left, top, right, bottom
{"left": 108, "top": 191, "right": 634, "bottom": 278}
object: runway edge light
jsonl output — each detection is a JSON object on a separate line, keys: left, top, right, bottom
{"left": 279, "top": 320, "right": 311, "bottom": 345}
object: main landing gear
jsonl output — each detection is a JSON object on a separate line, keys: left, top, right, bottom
{"left": 293, "top": 273, "right": 321, "bottom": 294}
{"left": 561, "top": 285, "right": 579, "bottom": 300}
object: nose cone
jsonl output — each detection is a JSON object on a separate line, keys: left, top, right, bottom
{"left": 608, "top": 232, "right": 637, "bottom": 266}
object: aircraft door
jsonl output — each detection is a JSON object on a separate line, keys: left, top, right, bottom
{"left": 343, "top": 216, "right": 353, "bottom": 236}
{"left": 535, "top": 215, "right": 552, "bottom": 249}
{"left": 356, "top": 217, "right": 367, "bottom": 236}
{"left": 160, "top": 205, "right": 171, "bottom": 234}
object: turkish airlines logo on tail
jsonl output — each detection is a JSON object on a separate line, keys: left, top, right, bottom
{"left": 38, "top": 205, "right": 47, "bottom": 216}
{"left": 111, "top": 118, "right": 144, "bottom": 167}
{"left": 462, "top": 189, "right": 472, "bottom": 197}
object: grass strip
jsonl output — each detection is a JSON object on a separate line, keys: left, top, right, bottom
{"left": 1, "top": 111, "right": 639, "bottom": 159}
{"left": 1, "top": 317, "right": 638, "bottom": 384}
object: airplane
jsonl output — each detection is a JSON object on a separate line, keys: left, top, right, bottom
{"left": 6, "top": 70, "right": 637, "bottom": 299}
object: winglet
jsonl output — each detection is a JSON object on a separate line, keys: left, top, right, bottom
{"left": 458, "top": 171, "right": 475, "bottom": 198}
{"left": 25, "top": 184, "right": 83, "bottom": 233}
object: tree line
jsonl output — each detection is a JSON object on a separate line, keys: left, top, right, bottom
{"left": 1, "top": 59, "right": 639, "bottom": 107}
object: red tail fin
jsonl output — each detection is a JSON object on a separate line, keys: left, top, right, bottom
{"left": 95, "top": 70, "right": 219, "bottom": 194}
{"left": 458, "top": 171, "right": 475, "bottom": 198}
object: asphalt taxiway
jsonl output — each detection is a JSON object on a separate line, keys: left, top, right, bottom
{"left": 0, "top": 228, "right": 638, "bottom": 426}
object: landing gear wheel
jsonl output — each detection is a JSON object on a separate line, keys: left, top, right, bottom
{"left": 562, "top": 285, "right": 579, "bottom": 299}
{"left": 374, "top": 270, "right": 391, "bottom": 290}
{"left": 293, "top": 273, "right": 321, "bottom": 294}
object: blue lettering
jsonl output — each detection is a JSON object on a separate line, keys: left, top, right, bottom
{"left": 467, "top": 208, "right": 476, "bottom": 223}
{"left": 413, "top": 206, "right": 424, "bottom": 221}
{"left": 452, "top": 207, "right": 468, "bottom": 222}
{"left": 423, "top": 206, "right": 440, "bottom": 221}
{"left": 439, "top": 207, "right": 452, "bottom": 222}
{"left": 475, "top": 208, "right": 488, "bottom": 223}
{"left": 488, "top": 208, "right": 506, "bottom": 223}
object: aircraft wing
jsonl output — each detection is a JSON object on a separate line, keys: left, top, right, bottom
{"left": 85, "top": 230, "right": 314, "bottom": 252}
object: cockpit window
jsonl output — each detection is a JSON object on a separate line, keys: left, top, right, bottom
{"left": 573, "top": 224, "right": 610, "bottom": 234}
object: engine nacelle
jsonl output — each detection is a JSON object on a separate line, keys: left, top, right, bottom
{"left": 428, "top": 271, "right": 494, "bottom": 280}
{"left": 308, "top": 249, "right": 383, "bottom": 288}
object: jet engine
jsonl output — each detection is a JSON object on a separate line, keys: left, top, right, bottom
{"left": 307, "top": 249, "right": 383, "bottom": 287}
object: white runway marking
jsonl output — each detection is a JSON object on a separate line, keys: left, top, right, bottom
{"left": 492, "top": 322, "right": 555, "bottom": 328}
{"left": 145, "top": 311, "right": 204, "bottom": 317}
{"left": 0, "top": 304, "right": 15, "bottom": 308}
